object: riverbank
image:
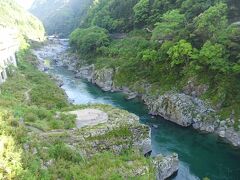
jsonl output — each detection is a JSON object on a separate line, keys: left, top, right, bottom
{"left": 53, "top": 39, "right": 240, "bottom": 148}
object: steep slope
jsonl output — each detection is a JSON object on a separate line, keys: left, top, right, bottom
{"left": 68, "top": 0, "right": 240, "bottom": 146}
{"left": 30, "top": 0, "right": 93, "bottom": 37}
{"left": 0, "top": 0, "right": 45, "bottom": 41}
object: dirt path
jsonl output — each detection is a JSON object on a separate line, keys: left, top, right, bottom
{"left": 24, "top": 89, "right": 31, "bottom": 102}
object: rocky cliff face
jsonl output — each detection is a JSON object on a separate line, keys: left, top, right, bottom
{"left": 143, "top": 93, "right": 216, "bottom": 127}
{"left": 154, "top": 153, "right": 179, "bottom": 180}
{"left": 92, "top": 68, "right": 114, "bottom": 92}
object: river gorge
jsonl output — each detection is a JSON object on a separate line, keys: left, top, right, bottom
{"left": 34, "top": 39, "right": 240, "bottom": 180}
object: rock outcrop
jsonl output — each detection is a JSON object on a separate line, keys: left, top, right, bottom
{"left": 92, "top": 68, "right": 114, "bottom": 91}
{"left": 154, "top": 153, "right": 179, "bottom": 180}
{"left": 216, "top": 126, "right": 240, "bottom": 147}
{"left": 39, "top": 105, "right": 179, "bottom": 179}
{"left": 75, "top": 65, "right": 94, "bottom": 82}
{"left": 143, "top": 93, "right": 216, "bottom": 127}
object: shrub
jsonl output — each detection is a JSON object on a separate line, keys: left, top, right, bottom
{"left": 24, "top": 112, "right": 39, "bottom": 122}
{"left": 0, "top": 136, "right": 23, "bottom": 179}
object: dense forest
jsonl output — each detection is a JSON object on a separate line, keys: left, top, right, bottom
{"left": 70, "top": 0, "right": 240, "bottom": 127}
{"left": 0, "top": 0, "right": 44, "bottom": 41}
{"left": 30, "top": 0, "right": 93, "bottom": 37}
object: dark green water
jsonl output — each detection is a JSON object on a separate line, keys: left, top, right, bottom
{"left": 50, "top": 66, "right": 240, "bottom": 180}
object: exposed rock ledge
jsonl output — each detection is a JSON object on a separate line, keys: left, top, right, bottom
{"left": 143, "top": 93, "right": 216, "bottom": 127}
{"left": 143, "top": 93, "right": 240, "bottom": 147}
{"left": 39, "top": 105, "right": 179, "bottom": 179}
{"left": 154, "top": 153, "right": 179, "bottom": 180}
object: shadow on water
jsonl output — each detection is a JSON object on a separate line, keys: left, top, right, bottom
{"left": 50, "top": 65, "right": 240, "bottom": 180}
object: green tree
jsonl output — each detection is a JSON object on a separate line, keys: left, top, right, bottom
{"left": 167, "top": 40, "right": 193, "bottom": 67}
{"left": 198, "top": 41, "right": 229, "bottom": 73}
{"left": 70, "top": 26, "right": 110, "bottom": 56}
{"left": 84, "top": 0, "right": 138, "bottom": 32}
{"left": 151, "top": 9, "right": 185, "bottom": 41}
{"left": 133, "top": 0, "right": 150, "bottom": 26}
{"left": 194, "top": 3, "right": 228, "bottom": 41}
{"left": 232, "top": 63, "right": 240, "bottom": 74}
{"left": 138, "top": 49, "right": 158, "bottom": 62}
{"left": 180, "top": 0, "right": 219, "bottom": 20}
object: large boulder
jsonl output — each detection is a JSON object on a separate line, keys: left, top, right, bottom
{"left": 154, "top": 153, "right": 179, "bottom": 180}
{"left": 75, "top": 65, "right": 95, "bottom": 81}
{"left": 134, "top": 138, "right": 152, "bottom": 156}
{"left": 216, "top": 127, "right": 240, "bottom": 147}
{"left": 92, "top": 68, "right": 114, "bottom": 91}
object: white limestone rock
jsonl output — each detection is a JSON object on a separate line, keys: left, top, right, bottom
{"left": 154, "top": 153, "right": 179, "bottom": 180}
{"left": 143, "top": 93, "right": 216, "bottom": 127}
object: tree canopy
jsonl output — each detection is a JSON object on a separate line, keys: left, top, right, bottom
{"left": 70, "top": 26, "right": 110, "bottom": 56}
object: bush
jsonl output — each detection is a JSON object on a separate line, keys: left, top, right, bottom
{"left": 49, "top": 141, "right": 83, "bottom": 163}
{"left": 24, "top": 112, "right": 39, "bottom": 122}
{"left": 0, "top": 136, "right": 23, "bottom": 179}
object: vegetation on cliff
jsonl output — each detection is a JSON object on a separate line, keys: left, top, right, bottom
{"left": 0, "top": 0, "right": 45, "bottom": 41}
{"left": 30, "top": 0, "right": 93, "bottom": 37}
{"left": 70, "top": 0, "right": 240, "bottom": 128}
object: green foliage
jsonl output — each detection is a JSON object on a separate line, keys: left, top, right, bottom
{"left": 198, "top": 41, "right": 229, "bottom": 73}
{"left": 167, "top": 40, "right": 193, "bottom": 67}
{"left": 0, "top": 49, "right": 71, "bottom": 132}
{"left": 85, "top": 0, "right": 122, "bottom": 32}
{"left": 70, "top": 26, "right": 110, "bottom": 57}
{"left": 16, "top": 51, "right": 68, "bottom": 109}
{"left": 152, "top": 9, "right": 185, "bottom": 41}
{"left": 84, "top": 0, "right": 138, "bottom": 32}
{"left": 194, "top": 3, "right": 228, "bottom": 41}
{"left": 0, "top": 0, "right": 45, "bottom": 41}
{"left": 133, "top": 0, "right": 150, "bottom": 26}
{"left": 49, "top": 150, "right": 154, "bottom": 179}
{"left": 180, "top": 0, "right": 220, "bottom": 20}
{"left": 138, "top": 49, "right": 158, "bottom": 62}
{"left": 0, "top": 135, "right": 23, "bottom": 179}
{"left": 87, "top": 126, "right": 133, "bottom": 141}
{"left": 0, "top": 111, "right": 25, "bottom": 179}
{"left": 30, "top": 0, "right": 93, "bottom": 37}
{"left": 49, "top": 141, "right": 83, "bottom": 163}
